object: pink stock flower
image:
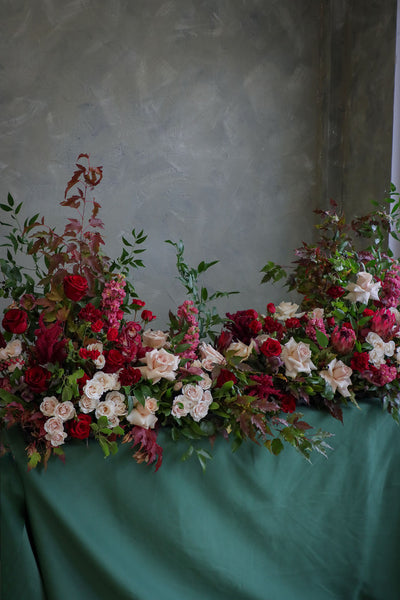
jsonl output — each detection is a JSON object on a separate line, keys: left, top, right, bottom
{"left": 101, "top": 275, "right": 126, "bottom": 328}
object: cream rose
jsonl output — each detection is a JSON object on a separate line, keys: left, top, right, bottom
{"left": 144, "top": 397, "right": 158, "bottom": 413}
{"left": 94, "top": 354, "right": 106, "bottom": 369}
{"left": 54, "top": 401, "right": 76, "bottom": 421}
{"left": 83, "top": 378, "right": 104, "bottom": 401}
{"left": 274, "top": 302, "right": 304, "bottom": 321}
{"left": 44, "top": 416, "right": 64, "bottom": 435}
{"left": 171, "top": 395, "right": 191, "bottom": 418}
{"left": 140, "top": 348, "right": 180, "bottom": 383}
{"left": 366, "top": 332, "right": 395, "bottom": 367}
{"left": 127, "top": 403, "right": 158, "bottom": 429}
{"left": 281, "top": 337, "right": 316, "bottom": 378}
{"left": 197, "top": 373, "right": 212, "bottom": 390}
{"left": 0, "top": 339, "right": 22, "bottom": 360}
{"left": 182, "top": 384, "right": 204, "bottom": 404}
{"left": 105, "top": 390, "right": 127, "bottom": 416}
{"left": 79, "top": 394, "right": 99, "bottom": 414}
{"left": 345, "top": 271, "right": 381, "bottom": 304}
{"left": 142, "top": 329, "right": 169, "bottom": 349}
{"left": 319, "top": 359, "right": 353, "bottom": 397}
{"left": 46, "top": 430, "right": 68, "bottom": 447}
{"left": 95, "top": 399, "right": 116, "bottom": 420}
{"left": 190, "top": 402, "right": 209, "bottom": 422}
{"left": 199, "top": 343, "right": 226, "bottom": 371}
{"left": 40, "top": 396, "right": 59, "bottom": 417}
{"left": 226, "top": 340, "right": 255, "bottom": 361}
{"left": 201, "top": 390, "right": 213, "bottom": 407}
{"left": 92, "top": 371, "right": 117, "bottom": 391}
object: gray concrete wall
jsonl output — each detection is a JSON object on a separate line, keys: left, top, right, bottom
{"left": 0, "top": 1, "right": 396, "bottom": 326}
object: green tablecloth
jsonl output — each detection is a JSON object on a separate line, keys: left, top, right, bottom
{"left": 1, "top": 403, "right": 400, "bottom": 600}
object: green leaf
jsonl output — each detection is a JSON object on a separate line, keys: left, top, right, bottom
{"left": 271, "top": 438, "right": 284, "bottom": 455}
{"left": 98, "top": 436, "right": 110, "bottom": 457}
{"left": 315, "top": 329, "right": 329, "bottom": 348}
{"left": 181, "top": 444, "right": 194, "bottom": 461}
{"left": 0, "top": 389, "right": 21, "bottom": 405}
{"left": 196, "top": 448, "right": 212, "bottom": 471}
{"left": 61, "top": 386, "right": 73, "bottom": 402}
{"left": 27, "top": 451, "right": 42, "bottom": 470}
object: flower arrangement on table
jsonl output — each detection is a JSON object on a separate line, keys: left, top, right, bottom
{"left": 0, "top": 155, "right": 399, "bottom": 471}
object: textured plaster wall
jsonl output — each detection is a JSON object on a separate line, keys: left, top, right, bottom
{"left": 0, "top": 0, "right": 396, "bottom": 325}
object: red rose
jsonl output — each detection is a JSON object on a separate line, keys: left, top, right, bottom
{"left": 216, "top": 368, "right": 237, "bottom": 388}
{"left": 249, "top": 319, "right": 262, "bottom": 334}
{"left": 260, "top": 338, "right": 282, "bottom": 357}
{"left": 106, "top": 328, "right": 119, "bottom": 341}
{"left": 2, "top": 308, "right": 28, "bottom": 334}
{"left": 68, "top": 414, "right": 92, "bottom": 439}
{"left": 281, "top": 394, "right": 296, "bottom": 413}
{"left": 327, "top": 285, "right": 345, "bottom": 299}
{"left": 267, "top": 303, "right": 276, "bottom": 314}
{"left": 119, "top": 366, "right": 142, "bottom": 386}
{"left": 63, "top": 274, "right": 88, "bottom": 302}
{"left": 141, "top": 309, "right": 156, "bottom": 322}
{"left": 105, "top": 349, "right": 125, "bottom": 373}
{"left": 24, "top": 365, "right": 51, "bottom": 393}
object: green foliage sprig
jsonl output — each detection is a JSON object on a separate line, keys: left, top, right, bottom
{"left": 165, "top": 239, "right": 239, "bottom": 340}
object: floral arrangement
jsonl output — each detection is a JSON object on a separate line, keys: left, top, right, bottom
{"left": 1, "top": 155, "right": 399, "bottom": 471}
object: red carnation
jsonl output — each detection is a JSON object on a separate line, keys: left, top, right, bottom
{"left": 285, "top": 317, "right": 301, "bottom": 329}
{"left": 260, "top": 338, "right": 282, "bottom": 357}
{"left": 350, "top": 352, "right": 370, "bottom": 372}
{"left": 91, "top": 319, "right": 104, "bottom": 333}
{"left": 68, "top": 414, "right": 92, "bottom": 439}
{"left": 24, "top": 365, "right": 51, "bottom": 393}
{"left": 78, "top": 303, "right": 102, "bottom": 323}
{"left": 2, "top": 308, "right": 28, "bottom": 334}
{"left": 118, "top": 366, "right": 142, "bottom": 386}
{"left": 63, "top": 274, "right": 88, "bottom": 302}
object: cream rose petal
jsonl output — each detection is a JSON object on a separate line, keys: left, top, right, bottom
{"left": 320, "top": 359, "right": 353, "bottom": 398}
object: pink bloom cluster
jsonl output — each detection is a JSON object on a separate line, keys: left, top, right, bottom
{"left": 176, "top": 300, "right": 200, "bottom": 360}
{"left": 101, "top": 275, "right": 126, "bottom": 329}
